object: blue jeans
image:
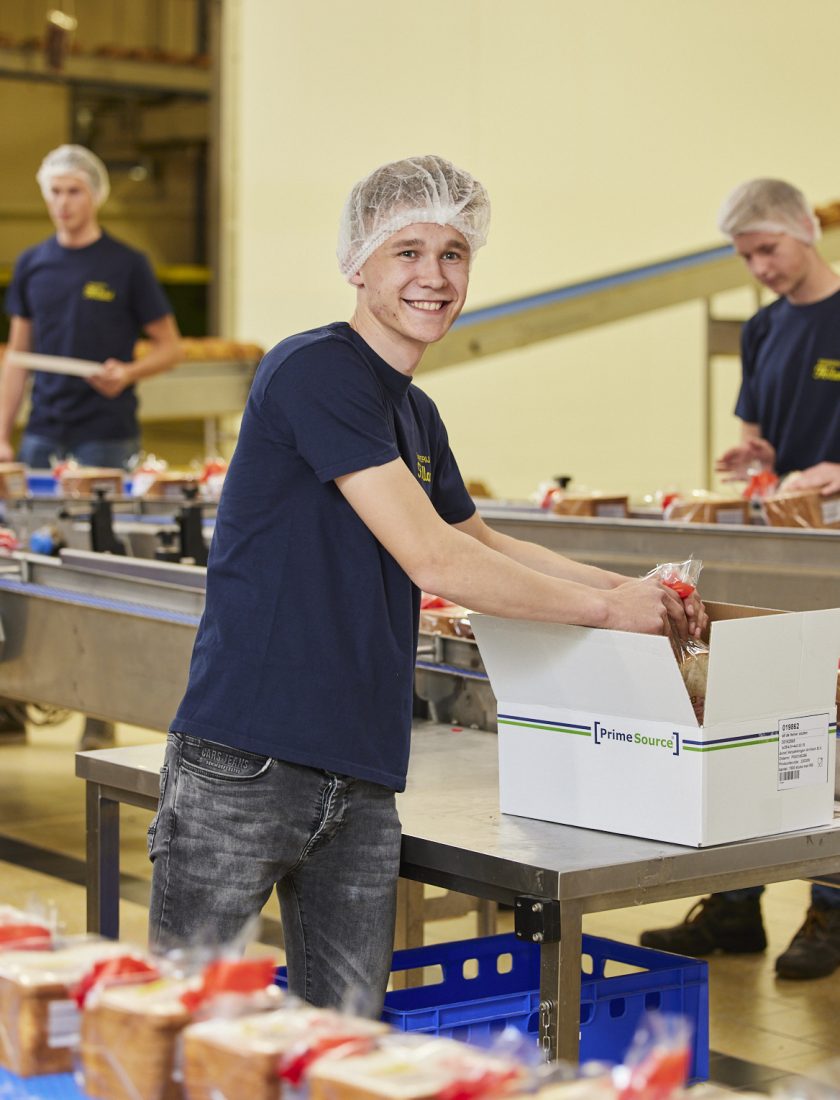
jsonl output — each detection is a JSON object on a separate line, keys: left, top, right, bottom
{"left": 18, "top": 433, "right": 140, "bottom": 471}
{"left": 148, "top": 732, "right": 402, "bottom": 1015}
{"left": 721, "top": 884, "right": 840, "bottom": 908}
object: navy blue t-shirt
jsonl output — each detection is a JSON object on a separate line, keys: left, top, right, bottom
{"left": 736, "top": 290, "right": 840, "bottom": 474}
{"left": 5, "top": 232, "right": 171, "bottom": 445}
{"left": 172, "top": 322, "right": 476, "bottom": 790}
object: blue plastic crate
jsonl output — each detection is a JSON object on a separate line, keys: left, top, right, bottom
{"left": 26, "top": 474, "right": 59, "bottom": 497}
{"left": 0, "top": 1066, "right": 87, "bottom": 1098}
{"left": 277, "top": 932, "right": 708, "bottom": 1082}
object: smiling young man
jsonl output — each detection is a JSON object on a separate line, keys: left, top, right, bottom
{"left": 149, "top": 155, "right": 702, "bottom": 1013}
{"left": 0, "top": 144, "right": 180, "bottom": 749}
{"left": 643, "top": 178, "right": 840, "bottom": 981}
{"left": 715, "top": 178, "right": 840, "bottom": 497}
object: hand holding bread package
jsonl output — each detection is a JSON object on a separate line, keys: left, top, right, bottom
{"left": 647, "top": 559, "right": 709, "bottom": 724}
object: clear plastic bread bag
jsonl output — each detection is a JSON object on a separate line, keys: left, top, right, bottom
{"left": 647, "top": 559, "right": 709, "bottom": 724}
{"left": 613, "top": 1012, "right": 693, "bottom": 1100}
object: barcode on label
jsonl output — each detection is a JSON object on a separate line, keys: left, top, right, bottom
{"left": 780, "top": 768, "right": 800, "bottom": 782}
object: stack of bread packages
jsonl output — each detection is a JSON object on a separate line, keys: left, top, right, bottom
{"left": 56, "top": 461, "right": 126, "bottom": 498}
{"left": 647, "top": 559, "right": 708, "bottom": 725}
{"left": 0, "top": 910, "right": 134, "bottom": 1077}
{"left": 182, "top": 1002, "right": 389, "bottom": 1100}
{"left": 306, "top": 1034, "right": 529, "bottom": 1100}
{"left": 78, "top": 953, "right": 280, "bottom": 1100}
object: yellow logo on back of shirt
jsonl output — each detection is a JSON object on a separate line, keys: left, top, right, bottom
{"left": 813, "top": 358, "right": 840, "bottom": 381}
{"left": 416, "top": 453, "right": 432, "bottom": 484}
{"left": 83, "top": 281, "right": 116, "bottom": 302}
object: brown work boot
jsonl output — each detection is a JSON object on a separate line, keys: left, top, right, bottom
{"left": 640, "top": 895, "right": 767, "bottom": 956}
{"left": 775, "top": 905, "right": 840, "bottom": 980}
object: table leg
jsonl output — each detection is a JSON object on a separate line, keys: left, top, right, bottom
{"left": 85, "top": 781, "right": 121, "bottom": 939}
{"left": 539, "top": 901, "right": 583, "bottom": 1063}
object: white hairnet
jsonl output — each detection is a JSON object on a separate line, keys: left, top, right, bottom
{"left": 36, "top": 144, "right": 110, "bottom": 207}
{"left": 717, "top": 178, "right": 820, "bottom": 244}
{"left": 337, "top": 155, "right": 490, "bottom": 279}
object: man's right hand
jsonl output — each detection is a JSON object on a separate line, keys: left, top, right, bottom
{"left": 0, "top": 440, "right": 15, "bottom": 463}
{"left": 602, "top": 576, "right": 675, "bottom": 635}
{"left": 715, "top": 437, "right": 776, "bottom": 481}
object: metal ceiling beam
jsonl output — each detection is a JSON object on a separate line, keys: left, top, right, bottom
{"left": 420, "top": 225, "right": 840, "bottom": 373}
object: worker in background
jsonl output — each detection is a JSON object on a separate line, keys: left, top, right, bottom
{"left": 148, "top": 155, "right": 706, "bottom": 1013}
{"left": 715, "top": 178, "right": 840, "bottom": 496}
{"left": 641, "top": 178, "right": 840, "bottom": 981}
{"left": 0, "top": 144, "right": 181, "bottom": 748}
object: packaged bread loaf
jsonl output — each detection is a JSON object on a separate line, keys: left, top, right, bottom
{"left": 81, "top": 956, "right": 279, "bottom": 1100}
{"left": 419, "top": 595, "right": 473, "bottom": 639}
{"left": 58, "top": 465, "right": 125, "bottom": 498}
{"left": 184, "top": 1004, "right": 388, "bottom": 1100}
{"left": 664, "top": 492, "right": 749, "bottom": 525}
{"left": 680, "top": 645, "right": 709, "bottom": 725}
{"left": 81, "top": 975, "right": 192, "bottom": 1100}
{"left": 307, "top": 1035, "right": 526, "bottom": 1100}
{"left": 0, "top": 463, "right": 28, "bottom": 499}
{"left": 551, "top": 492, "right": 629, "bottom": 518}
{"left": 0, "top": 905, "right": 53, "bottom": 950}
{"left": 762, "top": 488, "right": 840, "bottom": 530}
{"left": 648, "top": 558, "right": 710, "bottom": 725}
{"left": 0, "top": 939, "right": 128, "bottom": 1076}
{"left": 140, "top": 470, "right": 202, "bottom": 501}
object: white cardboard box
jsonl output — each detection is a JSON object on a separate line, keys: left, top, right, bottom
{"left": 471, "top": 604, "right": 840, "bottom": 847}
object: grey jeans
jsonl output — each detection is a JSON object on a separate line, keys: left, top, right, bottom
{"left": 148, "top": 732, "right": 402, "bottom": 1015}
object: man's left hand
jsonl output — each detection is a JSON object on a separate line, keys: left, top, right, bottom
{"left": 88, "top": 359, "right": 131, "bottom": 399}
{"left": 784, "top": 462, "right": 840, "bottom": 496}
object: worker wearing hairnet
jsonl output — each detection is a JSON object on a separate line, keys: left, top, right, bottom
{"left": 0, "top": 144, "right": 180, "bottom": 470}
{"left": 715, "top": 178, "right": 840, "bottom": 496}
{"left": 642, "top": 178, "right": 840, "bottom": 981}
{"left": 148, "top": 154, "right": 705, "bottom": 1012}
{"left": 0, "top": 144, "right": 181, "bottom": 748}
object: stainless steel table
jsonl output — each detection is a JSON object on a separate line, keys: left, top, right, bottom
{"left": 76, "top": 722, "right": 840, "bottom": 1063}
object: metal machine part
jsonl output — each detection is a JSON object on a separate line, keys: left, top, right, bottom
{"left": 0, "top": 550, "right": 497, "bottom": 732}
{"left": 415, "top": 632, "right": 496, "bottom": 731}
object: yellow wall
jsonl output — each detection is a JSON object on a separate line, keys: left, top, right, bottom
{"left": 223, "top": 0, "right": 840, "bottom": 500}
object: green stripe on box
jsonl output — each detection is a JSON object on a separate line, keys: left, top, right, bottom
{"left": 498, "top": 720, "right": 592, "bottom": 737}
{"left": 683, "top": 737, "right": 779, "bottom": 753}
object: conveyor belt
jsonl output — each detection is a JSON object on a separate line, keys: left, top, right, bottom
{"left": 0, "top": 551, "right": 490, "bottom": 731}
{"left": 0, "top": 576, "right": 201, "bottom": 627}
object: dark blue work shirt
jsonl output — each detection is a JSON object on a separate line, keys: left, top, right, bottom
{"left": 172, "top": 323, "right": 476, "bottom": 790}
{"left": 5, "top": 232, "right": 171, "bottom": 444}
{"left": 736, "top": 289, "right": 840, "bottom": 474}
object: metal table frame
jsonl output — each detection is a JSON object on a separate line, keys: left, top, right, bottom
{"left": 76, "top": 723, "right": 840, "bottom": 1064}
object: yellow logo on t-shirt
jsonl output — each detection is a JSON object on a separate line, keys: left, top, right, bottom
{"left": 83, "top": 281, "right": 116, "bottom": 302}
{"left": 812, "top": 358, "right": 840, "bottom": 381}
{"left": 416, "top": 453, "right": 432, "bottom": 484}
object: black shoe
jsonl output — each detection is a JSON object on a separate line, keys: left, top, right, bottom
{"left": 640, "top": 895, "right": 767, "bottom": 956}
{"left": 0, "top": 703, "right": 27, "bottom": 744}
{"left": 775, "top": 905, "right": 840, "bottom": 980}
{"left": 79, "top": 718, "right": 116, "bottom": 751}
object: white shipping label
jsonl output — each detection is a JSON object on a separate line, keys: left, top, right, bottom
{"left": 47, "top": 998, "right": 80, "bottom": 1048}
{"left": 777, "top": 714, "right": 830, "bottom": 790}
{"left": 820, "top": 498, "right": 840, "bottom": 525}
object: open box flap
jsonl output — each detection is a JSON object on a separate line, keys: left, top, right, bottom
{"left": 704, "top": 608, "right": 840, "bottom": 727}
{"left": 470, "top": 614, "right": 698, "bottom": 726}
